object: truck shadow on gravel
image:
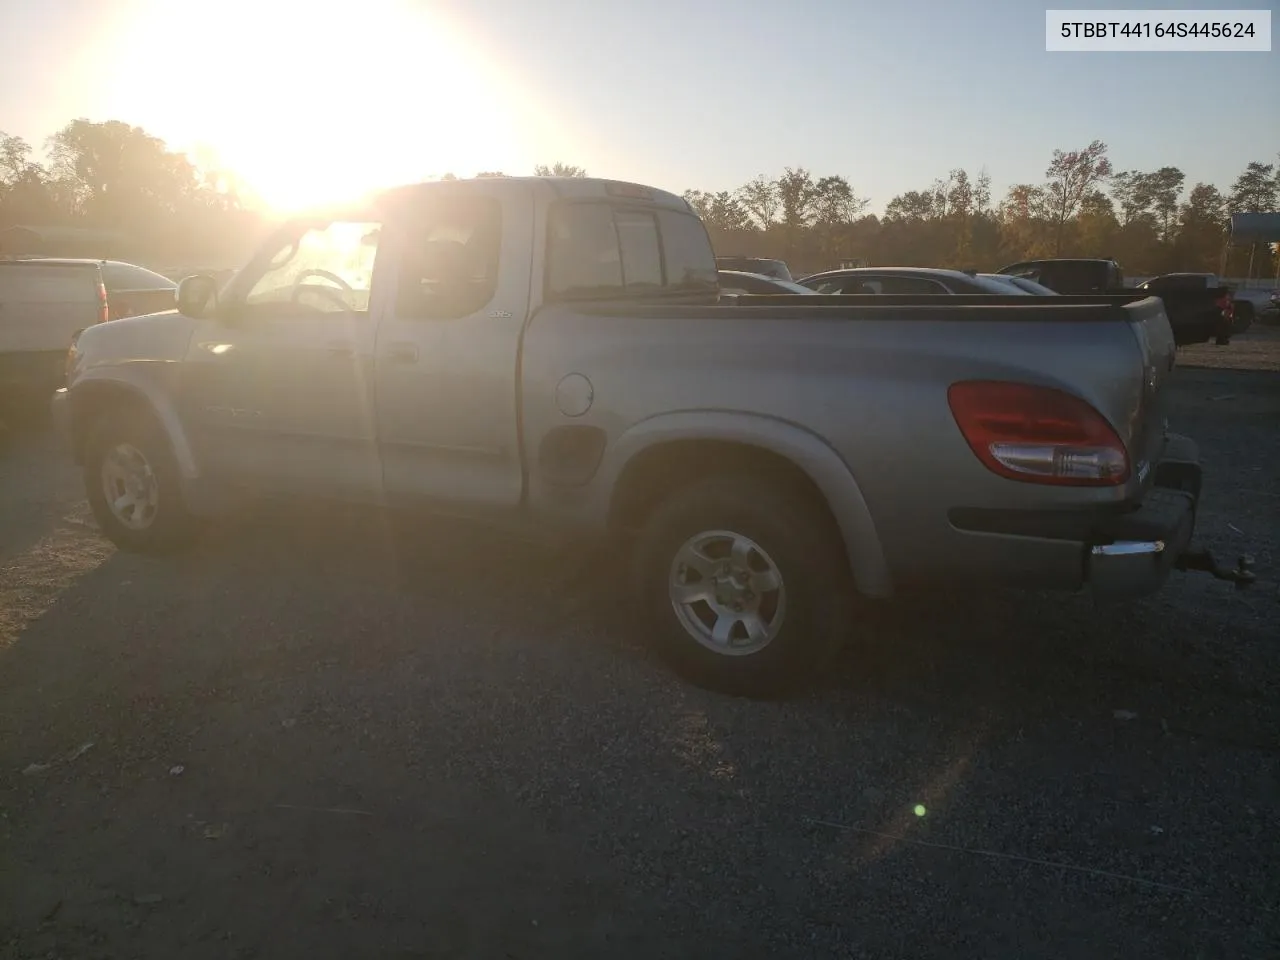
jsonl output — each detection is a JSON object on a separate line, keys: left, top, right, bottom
{"left": 164, "top": 496, "right": 1278, "bottom": 753}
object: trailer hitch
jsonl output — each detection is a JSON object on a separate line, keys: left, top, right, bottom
{"left": 1175, "top": 547, "right": 1257, "bottom": 587}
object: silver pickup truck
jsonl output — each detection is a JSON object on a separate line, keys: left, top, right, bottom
{"left": 53, "top": 176, "right": 1209, "bottom": 697}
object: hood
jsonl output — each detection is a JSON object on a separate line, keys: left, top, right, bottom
{"left": 76, "top": 309, "right": 198, "bottom": 366}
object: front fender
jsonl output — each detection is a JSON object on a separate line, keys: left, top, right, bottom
{"left": 67, "top": 369, "right": 199, "bottom": 480}
{"left": 601, "top": 411, "right": 893, "bottom": 598}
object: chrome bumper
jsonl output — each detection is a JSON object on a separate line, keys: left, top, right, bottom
{"left": 1087, "top": 435, "right": 1200, "bottom": 601}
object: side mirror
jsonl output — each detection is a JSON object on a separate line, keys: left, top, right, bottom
{"left": 177, "top": 275, "right": 220, "bottom": 319}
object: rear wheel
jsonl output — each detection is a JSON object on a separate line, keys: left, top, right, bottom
{"left": 633, "top": 475, "right": 854, "bottom": 698}
{"left": 84, "top": 408, "right": 201, "bottom": 553}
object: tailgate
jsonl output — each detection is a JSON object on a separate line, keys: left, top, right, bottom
{"left": 0, "top": 266, "right": 101, "bottom": 351}
{"left": 1123, "top": 297, "right": 1177, "bottom": 488}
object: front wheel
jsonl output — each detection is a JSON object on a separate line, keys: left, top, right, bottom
{"left": 84, "top": 409, "right": 201, "bottom": 553}
{"left": 633, "top": 475, "right": 855, "bottom": 698}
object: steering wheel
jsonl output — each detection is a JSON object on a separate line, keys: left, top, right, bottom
{"left": 290, "top": 269, "right": 355, "bottom": 310}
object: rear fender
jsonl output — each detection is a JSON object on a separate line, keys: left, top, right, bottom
{"left": 601, "top": 411, "right": 893, "bottom": 598}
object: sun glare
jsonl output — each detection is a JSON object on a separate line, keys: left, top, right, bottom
{"left": 99, "top": 0, "right": 565, "bottom": 212}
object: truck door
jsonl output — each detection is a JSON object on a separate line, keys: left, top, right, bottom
{"left": 372, "top": 183, "right": 532, "bottom": 510}
{"left": 181, "top": 218, "right": 385, "bottom": 500}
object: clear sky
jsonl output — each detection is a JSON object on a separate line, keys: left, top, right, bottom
{"left": 1, "top": 0, "right": 1276, "bottom": 212}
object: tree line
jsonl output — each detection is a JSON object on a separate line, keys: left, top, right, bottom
{"left": 0, "top": 119, "right": 592, "bottom": 268}
{"left": 2, "top": 120, "right": 1277, "bottom": 278}
{"left": 684, "top": 142, "right": 1280, "bottom": 277}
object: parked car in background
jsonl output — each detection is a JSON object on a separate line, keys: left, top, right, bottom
{"left": 7, "top": 258, "right": 178, "bottom": 321}
{"left": 798, "top": 267, "right": 1035, "bottom": 295}
{"left": 718, "top": 270, "right": 817, "bottom": 296}
{"left": 978, "top": 273, "right": 1059, "bottom": 295}
{"left": 715, "top": 256, "right": 794, "bottom": 282}
{"left": 55, "top": 174, "right": 1215, "bottom": 696}
{"left": 1, "top": 258, "right": 107, "bottom": 418}
{"left": 997, "top": 258, "right": 1234, "bottom": 346}
{"left": 1136, "top": 272, "right": 1280, "bottom": 334}
{"left": 97, "top": 260, "right": 178, "bottom": 320}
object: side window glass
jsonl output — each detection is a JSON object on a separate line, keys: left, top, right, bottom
{"left": 614, "top": 210, "right": 663, "bottom": 289}
{"left": 547, "top": 203, "right": 622, "bottom": 298}
{"left": 395, "top": 198, "right": 501, "bottom": 319}
{"left": 877, "top": 276, "right": 943, "bottom": 294}
{"left": 656, "top": 209, "right": 718, "bottom": 290}
{"left": 242, "top": 220, "right": 381, "bottom": 317}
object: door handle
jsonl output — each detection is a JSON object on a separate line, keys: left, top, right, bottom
{"left": 385, "top": 342, "right": 419, "bottom": 364}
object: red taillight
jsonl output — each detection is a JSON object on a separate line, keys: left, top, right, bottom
{"left": 947, "top": 381, "right": 1129, "bottom": 487}
{"left": 98, "top": 282, "right": 109, "bottom": 323}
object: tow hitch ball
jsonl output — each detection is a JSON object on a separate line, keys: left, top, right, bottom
{"left": 1175, "top": 548, "right": 1257, "bottom": 587}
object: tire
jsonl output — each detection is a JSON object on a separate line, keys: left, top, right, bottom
{"left": 632, "top": 475, "right": 855, "bottom": 698}
{"left": 84, "top": 407, "right": 201, "bottom": 554}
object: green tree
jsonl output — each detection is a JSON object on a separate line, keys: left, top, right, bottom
{"left": 1173, "top": 182, "right": 1227, "bottom": 272}
{"left": 735, "top": 175, "right": 780, "bottom": 229}
{"left": 533, "top": 162, "right": 587, "bottom": 177}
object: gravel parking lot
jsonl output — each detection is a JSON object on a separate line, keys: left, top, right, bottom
{"left": 2, "top": 331, "right": 1278, "bottom": 959}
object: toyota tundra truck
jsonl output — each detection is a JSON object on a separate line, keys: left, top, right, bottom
{"left": 53, "top": 175, "right": 1217, "bottom": 696}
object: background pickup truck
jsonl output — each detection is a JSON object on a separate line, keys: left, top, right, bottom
{"left": 55, "top": 176, "right": 1205, "bottom": 697}
{"left": 1, "top": 258, "right": 108, "bottom": 420}
{"left": 996, "top": 258, "right": 1234, "bottom": 346}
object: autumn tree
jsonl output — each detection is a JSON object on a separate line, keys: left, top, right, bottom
{"left": 0, "top": 131, "right": 65, "bottom": 226}
{"left": 1043, "top": 140, "right": 1112, "bottom": 255}
{"left": 736, "top": 175, "right": 780, "bottom": 229}
{"left": 774, "top": 167, "right": 820, "bottom": 258}
{"left": 812, "top": 175, "right": 867, "bottom": 264}
{"left": 1074, "top": 190, "right": 1119, "bottom": 259}
{"left": 683, "top": 190, "right": 750, "bottom": 234}
{"left": 998, "top": 183, "right": 1050, "bottom": 260}
{"left": 1173, "top": 183, "right": 1227, "bottom": 271}
{"left": 1225, "top": 161, "right": 1279, "bottom": 277}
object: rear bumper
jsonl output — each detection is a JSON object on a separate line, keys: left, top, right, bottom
{"left": 1087, "top": 433, "right": 1200, "bottom": 600}
{"left": 1087, "top": 486, "right": 1196, "bottom": 601}
{"left": 945, "top": 433, "right": 1202, "bottom": 601}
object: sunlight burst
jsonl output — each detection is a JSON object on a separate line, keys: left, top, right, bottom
{"left": 99, "top": 0, "right": 562, "bottom": 211}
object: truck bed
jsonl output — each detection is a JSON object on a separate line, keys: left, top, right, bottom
{"left": 575, "top": 292, "right": 1163, "bottom": 322}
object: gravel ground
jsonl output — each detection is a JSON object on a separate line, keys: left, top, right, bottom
{"left": 1, "top": 331, "right": 1277, "bottom": 959}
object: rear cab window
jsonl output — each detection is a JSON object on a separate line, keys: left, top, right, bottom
{"left": 545, "top": 201, "right": 718, "bottom": 301}
{"left": 100, "top": 262, "right": 175, "bottom": 291}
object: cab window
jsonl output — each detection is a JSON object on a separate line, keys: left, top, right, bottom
{"left": 241, "top": 220, "right": 382, "bottom": 317}
{"left": 546, "top": 202, "right": 717, "bottom": 300}
{"left": 394, "top": 196, "right": 502, "bottom": 319}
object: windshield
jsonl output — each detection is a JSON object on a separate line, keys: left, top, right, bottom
{"left": 241, "top": 220, "right": 381, "bottom": 313}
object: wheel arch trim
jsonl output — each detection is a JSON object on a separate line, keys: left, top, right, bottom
{"left": 602, "top": 410, "right": 893, "bottom": 598}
